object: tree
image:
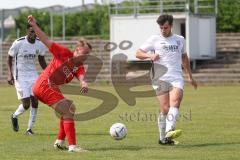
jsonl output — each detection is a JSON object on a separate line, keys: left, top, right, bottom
{"left": 217, "top": 0, "right": 240, "bottom": 32}
{"left": 13, "top": 5, "right": 109, "bottom": 39}
{"left": 15, "top": 11, "right": 50, "bottom": 37}
{"left": 11, "top": 0, "right": 240, "bottom": 40}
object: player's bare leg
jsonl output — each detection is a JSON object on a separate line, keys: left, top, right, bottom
{"left": 11, "top": 97, "right": 31, "bottom": 132}
{"left": 25, "top": 95, "right": 38, "bottom": 135}
{"left": 156, "top": 92, "right": 169, "bottom": 144}
{"left": 52, "top": 99, "right": 87, "bottom": 152}
{"left": 156, "top": 90, "right": 179, "bottom": 145}
{"left": 165, "top": 87, "right": 183, "bottom": 140}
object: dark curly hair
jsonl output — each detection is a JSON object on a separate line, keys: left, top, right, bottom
{"left": 156, "top": 14, "right": 173, "bottom": 25}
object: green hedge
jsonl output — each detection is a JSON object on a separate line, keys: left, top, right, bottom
{"left": 12, "top": 1, "right": 240, "bottom": 39}
{"left": 14, "top": 5, "right": 109, "bottom": 38}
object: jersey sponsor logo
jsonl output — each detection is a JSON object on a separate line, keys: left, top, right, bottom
{"left": 23, "top": 54, "right": 36, "bottom": 60}
{"left": 162, "top": 45, "right": 179, "bottom": 53}
{"left": 62, "top": 66, "right": 75, "bottom": 83}
{"left": 48, "top": 59, "right": 82, "bottom": 85}
{"left": 63, "top": 66, "right": 72, "bottom": 77}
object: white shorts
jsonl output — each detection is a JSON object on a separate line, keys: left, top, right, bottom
{"left": 14, "top": 79, "right": 37, "bottom": 100}
{"left": 152, "top": 77, "right": 184, "bottom": 93}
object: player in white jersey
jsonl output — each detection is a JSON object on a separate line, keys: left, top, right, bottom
{"left": 136, "top": 14, "right": 197, "bottom": 145}
{"left": 7, "top": 23, "right": 47, "bottom": 135}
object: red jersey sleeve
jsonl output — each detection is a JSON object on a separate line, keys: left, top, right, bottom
{"left": 75, "top": 65, "right": 85, "bottom": 79}
{"left": 49, "top": 42, "right": 73, "bottom": 59}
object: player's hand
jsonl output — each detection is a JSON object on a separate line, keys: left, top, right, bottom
{"left": 80, "top": 81, "right": 88, "bottom": 94}
{"left": 27, "top": 15, "right": 37, "bottom": 27}
{"left": 189, "top": 77, "right": 197, "bottom": 89}
{"left": 7, "top": 74, "right": 14, "bottom": 85}
{"left": 150, "top": 54, "right": 160, "bottom": 61}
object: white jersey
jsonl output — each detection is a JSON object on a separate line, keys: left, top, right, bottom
{"left": 140, "top": 34, "right": 186, "bottom": 80}
{"left": 8, "top": 36, "right": 46, "bottom": 81}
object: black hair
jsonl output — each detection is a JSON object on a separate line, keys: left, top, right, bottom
{"left": 156, "top": 14, "right": 173, "bottom": 25}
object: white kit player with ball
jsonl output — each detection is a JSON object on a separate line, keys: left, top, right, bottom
{"left": 7, "top": 23, "right": 47, "bottom": 135}
{"left": 136, "top": 14, "right": 197, "bottom": 145}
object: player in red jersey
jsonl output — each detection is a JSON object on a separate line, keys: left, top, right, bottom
{"left": 28, "top": 15, "right": 92, "bottom": 152}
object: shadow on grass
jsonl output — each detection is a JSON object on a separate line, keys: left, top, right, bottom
{"left": 79, "top": 132, "right": 108, "bottom": 136}
{"left": 35, "top": 132, "right": 109, "bottom": 137}
{"left": 180, "top": 142, "right": 240, "bottom": 148}
{"left": 35, "top": 133, "right": 57, "bottom": 136}
{"left": 90, "top": 145, "right": 143, "bottom": 151}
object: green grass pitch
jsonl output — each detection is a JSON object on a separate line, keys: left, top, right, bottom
{"left": 0, "top": 85, "right": 240, "bottom": 160}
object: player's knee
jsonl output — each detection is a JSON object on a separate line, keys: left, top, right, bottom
{"left": 31, "top": 100, "right": 38, "bottom": 108}
{"left": 63, "top": 101, "right": 75, "bottom": 115}
{"left": 68, "top": 103, "right": 76, "bottom": 114}
{"left": 22, "top": 103, "right": 30, "bottom": 110}
{"left": 22, "top": 99, "right": 31, "bottom": 110}
{"left": 54, "top": 99, "right": 75, "bottom": 118}
{"left": 161, "top": 105, "right": 170, "bottom": 114}
{"left": 170, "top": 98, "right": 181, "bottom": 107}
{"left": 161, "top": 101, "right": 169, "bottom": 109}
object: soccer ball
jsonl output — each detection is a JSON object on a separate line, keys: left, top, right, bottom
{"left": 109, "top": 123, "right": 127, "bottom": 140}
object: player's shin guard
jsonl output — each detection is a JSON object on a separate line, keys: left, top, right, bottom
{"left": 166, "top": 106, "right": 179, "bottom": 133}
{"left": 158, "top": 112, "right": 166, "bottom": 141}
{"left": 57, "top": 117, "right": 66, "bottom": 140}
{"left": 63, "top": 119, "right": 76, "bottom": 145}
{"left": 27, "top": 107, "right": 37, "bottom": 130}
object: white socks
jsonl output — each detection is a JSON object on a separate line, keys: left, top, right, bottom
{"left": 166, "top": 107, "right": 179, "bottom": 133}
{"left": 69, "top": 145, "right": 77, "bottom": 151}
{"left": 158, "top": 113, "right": 166, "bottom": 141}
{"left": 55, "top": 139, "right": 65, "bottom": 146}
{"left": 13, "top": 104, "right": 38, "bottom": 131}
{"left": 27, "top": 107, "right": 38, "bottom": 130}
{"left": 13, "top": 104, "right": 26, "bottom": 118}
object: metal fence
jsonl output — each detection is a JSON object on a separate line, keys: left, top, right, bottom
{"left": 0, "top": 39, "right": 2, "bottom": 81}
{"left": 0, "top": 39, "right": 111, "bottom": 83}
{"left": 109, "top": 0, "right": 218, "bottom": 16}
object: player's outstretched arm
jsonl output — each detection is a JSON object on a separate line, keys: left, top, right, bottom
{"left": 182, "top": 53, "right": 197, "bottom": 89}
{"left": 27, "top": 15, "right": 53, "bottom": 48}
{"left": 136, "top": 49, "right": 159, "bottom": 61}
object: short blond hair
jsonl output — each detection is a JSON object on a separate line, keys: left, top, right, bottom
{"left": 77, "top": 39, "right": 92, "bottom": 50}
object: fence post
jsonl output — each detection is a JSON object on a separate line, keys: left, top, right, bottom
{"left": 194, "top": 0, "right": 198, "bottom": 14}
{"left": 62, "top": 7, "right": 65, "bottom": 41}
{"left": 0, "top": 39, "right": 2, "bottom": 79}
{"left": 215, "top": 0, "right": 218, "bottom": 15}
{"left": 50, "top": 11, "right": 53, "bottom": 40}
{"left": 160, "top": 0, "right": 163, "bottom": 14}
{"left": 0, "top": 9, "right": 4, "bottom": 79}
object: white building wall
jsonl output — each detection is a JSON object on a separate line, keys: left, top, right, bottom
{"left": 186, "top": 14, "right": 216, "bottom": 60}
{"left": 110, "top": 14, "right": 216, "bottom": 61}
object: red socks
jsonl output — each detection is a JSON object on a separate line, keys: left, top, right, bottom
{"left": 57, "top": 117, "right": 66, "bottom": 140}
{"left": 63, "top": 118, "right": 76, "bottom": 145}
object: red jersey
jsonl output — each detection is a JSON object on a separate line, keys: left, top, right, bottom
{"left": 41, "top": 42, "right": 85, "bottom": 85}
{"left": 33, "top": 42, "right": 85, "bottom": 106}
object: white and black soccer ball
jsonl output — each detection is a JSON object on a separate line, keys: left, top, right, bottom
{"left": 109, "top": 123, "right": 127, "bottom": 140}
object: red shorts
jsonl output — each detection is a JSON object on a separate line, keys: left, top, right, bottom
{"left": 33, "top": 76, "right": 64, "bottom": 106}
